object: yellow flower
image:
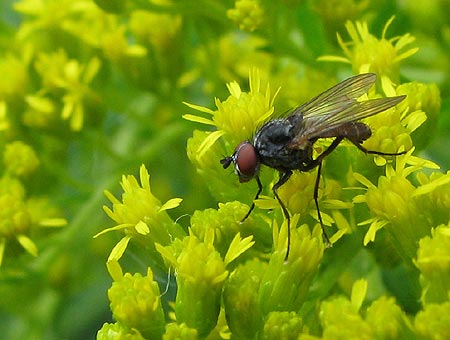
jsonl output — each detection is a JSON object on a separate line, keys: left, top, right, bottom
{"left": 108, "top": 268, "right": 165, "bottom": 339}
{"left": 0, "top": 175, "right": 66, "bottom": 266}
{"left": 183, "top": 68, "right": 279, "bottom": 160}
{"left": 227, "top": 0, "right": 265, "bottom": 32}
{"left": 95, "top": 164, "right": 184, "bottom": 262}
{"left": 130, "top": 1, "right": 182, "bottom": 49}
{"left": 319, "top": 17, "right": 418, "bottom": 80}
{"left": 3, "top": 141, "right": 40, "bottom": 177}
{"left": 34, "top": 50, "right": 101, "bottom": 131}
{"left": 353, "top": 149, "right": 440, "bottom": 259}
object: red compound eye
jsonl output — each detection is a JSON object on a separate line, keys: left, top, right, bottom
{"left": 234, "top": 142, "right": 259, "bottom": 182}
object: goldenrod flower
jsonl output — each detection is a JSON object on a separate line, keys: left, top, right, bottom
{"left": 3, "top": 141, "right": 40, "bottom": 177}
{"left": 97, "top": 322, "right": 146, "bottom": 340}
{"left": 0, "top": 54, "right": 30, "bottom": 102}
{"left": 108, "top": 268, "right": 165, "bottom": 339}
{"left": 353, "top": 149, "right": 441, "bottom": 259}
{"left": 319, "top": 17, "right": 418, "bottom": 80}
{"left": 415, "top": 224, "right": 450, "bottom": 304}
{"left": 227, "top": 0, "right": 265, "bottom": 32}
{"left": 163, "top": 323, "right": 199, "bottom": 340}
{"left": 189, "top": 201, "right": 257, "bottom": 256}
{"left": 223, "top": 258, "right": 266, "bottom": 338}
{"left": 184, "top": 68, "right": 278, "bottom": 160}
{"left": 415, "top": 300, "right": 450, "bottom": 340}
{"left": 260, "top": 221, "right": 324, "bottom": 313}
{"left": 30, "top": 50, "right": 101, "bottom": 130}
{"left": 95, "top": 164, "right": 184, "bottom": 262}
{"left": 167, "top": 235, "right": 228, "bottom": 337}
{"left": 178, "top": 32, "right": 272, "bottom": 93}
{"left": 130, "top": 2, "right": 182, "bottom": 49}
{"left": 366, "top": 296, "right": 415, "bottom": 339}
{"left": 0, "top": 175, "right": 66, "bottom": 266}
{"left": 263, "top": 311, "right": 303, "bottom": 339}
{"left": 101, "top": 26, "right": 147, "bottom": 62}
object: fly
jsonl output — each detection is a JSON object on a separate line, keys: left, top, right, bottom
{"left": 220, "top": 73, "right": 407, "bottom": 259}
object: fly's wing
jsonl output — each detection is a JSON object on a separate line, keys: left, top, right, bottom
{"left": 290, "top": 73, "right": 377, "bottom": 119}
{"left": 288, "top": 73, "right": 406, "bottom": 148}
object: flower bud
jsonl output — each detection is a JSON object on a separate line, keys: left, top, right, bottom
{"left": 414, "top": 224, "right": 450, "bottom": 304}
{"left": 175, "top": 236, "right": 228, "bottom": 337}
{"left": 108, "top": 269, "right": 165, "bottom": 340}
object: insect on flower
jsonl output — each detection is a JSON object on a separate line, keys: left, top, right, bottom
{"left": 220, "top": 73, "right": 406, "bottom": 259}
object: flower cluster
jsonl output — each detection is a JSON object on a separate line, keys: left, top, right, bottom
{"left": 1, "top": 1, "right": 449, "bottom": 339}
{"left": 227, "top": 0, "right": 265, "bottom": 32}
{"left": 96, "top": 12, "right": 448, "bottom": 335}
{"left": 0, "top": 141, "right": 66, "bottom": 266}
{"left": 319, "top": 16, "right": 419, "bottom": 81}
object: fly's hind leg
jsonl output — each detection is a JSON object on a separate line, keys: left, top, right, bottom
{"left": 272, "top": 171, "right": 293, "bottom": 260}
{"left": 347, "top": 137, "right": 407, "bottom": 156}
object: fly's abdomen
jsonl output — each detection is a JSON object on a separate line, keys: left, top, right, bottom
{"left": 320, "top": 122, "right": 372, "bottom": 143}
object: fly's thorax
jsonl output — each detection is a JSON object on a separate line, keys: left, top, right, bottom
{"left": 254, "top": 119, "right": 293, "bottom": 146}
{"left": 254, "top": 119, "right": 312, "bottom": 171}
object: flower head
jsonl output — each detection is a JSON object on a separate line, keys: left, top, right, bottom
{"left": 353, "top": 149, "right": 441, "bottom": 260}
{"left": 33, "top": 49, "right": 101, "bottom": 131}
{"left": 96, "top": 164, "right": 185, "bottom": 262}
{"left": 223, "top": 258, "right": 266, "bottom": 338}
{"left": 108, "top": 268, "right": 165, "bottom": 339}
{"left": 184, "top": 68, "right": 278, "bottom": 159}
{"left": 3, "top": 141, "right": 40, "bottom": 177}
{"left": 167, "top": 235, "right": 228, "bottom": 337}
{"left": 97, "top": 322, "right": 146, "bottom": 340}
{"left": 163, "top": 323, "right": 198, "bottom": 340}
{"left": 227, "top": 0, "right": 265, "bottom": 32}
{"left": 319, "top": 17, "right": 418, "bottom": 80}
{"left": 130, "top": 2, "right": 182, "bottom": 50}
{"left": 262, "top": 311, "right": 303, "bottom": 340}
{"left": 0, "top": 53, "right": 30, "bottom": 102}
{"left": 0, "top": 175, "right": 66, "bottom": 266}
{"left": 414, "top": 224, "right": 450, "bottom": 305}
{"left": 415, "top": 300, "right": 450, "bottom": 340}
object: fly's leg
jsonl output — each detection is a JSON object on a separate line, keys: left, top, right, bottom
{"left": 347, "top": 138, "right": 407, "bottom": 156}
{"left": 313, "top": 161, "right": 332, "bottom": 247}
{"left": 302, "top": 137, "right": 344, "bottom": 246}
{"left": 241, "top": 176, "right": 263, "bottom": 222}
{"left": 272, "top": 171, "right": 293, "bottom": 260}
{"left": 308, "top": 136, "right": 405, "bottom": 246}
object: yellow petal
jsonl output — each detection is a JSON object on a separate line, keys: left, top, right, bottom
{"left": 351, "top": 279, "right": 368, "bottom": 311}
{"left": 107, "top": 259, "right": 124, "bottom": 282}
{"left": 159, "top": 198, "right": 183, "bottom": 212}
{"left": 108, "top": 235, "right": 132, "bottom": 261}
{"left": 183, "top": 101, "right": 215, "bottom": 114}
{"left": 182, "top": 114, "right": 215, "bottom": 126}
{"left": 39, "top": 218, "right": 67, "bottom": 227}
{"left": 17, "top": 234, "right": 38, "bottom": 257}
{"left": 135, "top": 220, "right": 150, "bottom": 235}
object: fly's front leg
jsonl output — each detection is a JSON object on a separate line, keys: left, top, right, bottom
{"left": 272, "top": 170, "right": 293, "bottom": 260}
{"left": 241, "top": 176, "right": 263, "bottom": 223}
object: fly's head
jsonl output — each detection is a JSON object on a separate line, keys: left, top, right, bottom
{"left": 220, "top": 141, "right": 260, "bottom": 183}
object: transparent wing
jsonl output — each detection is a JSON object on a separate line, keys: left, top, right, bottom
{"left": 288, "top": 73, "right": 405, "bottom": 143}
{"left": 290, "top": 73, "right": 377, "bottom": 119}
